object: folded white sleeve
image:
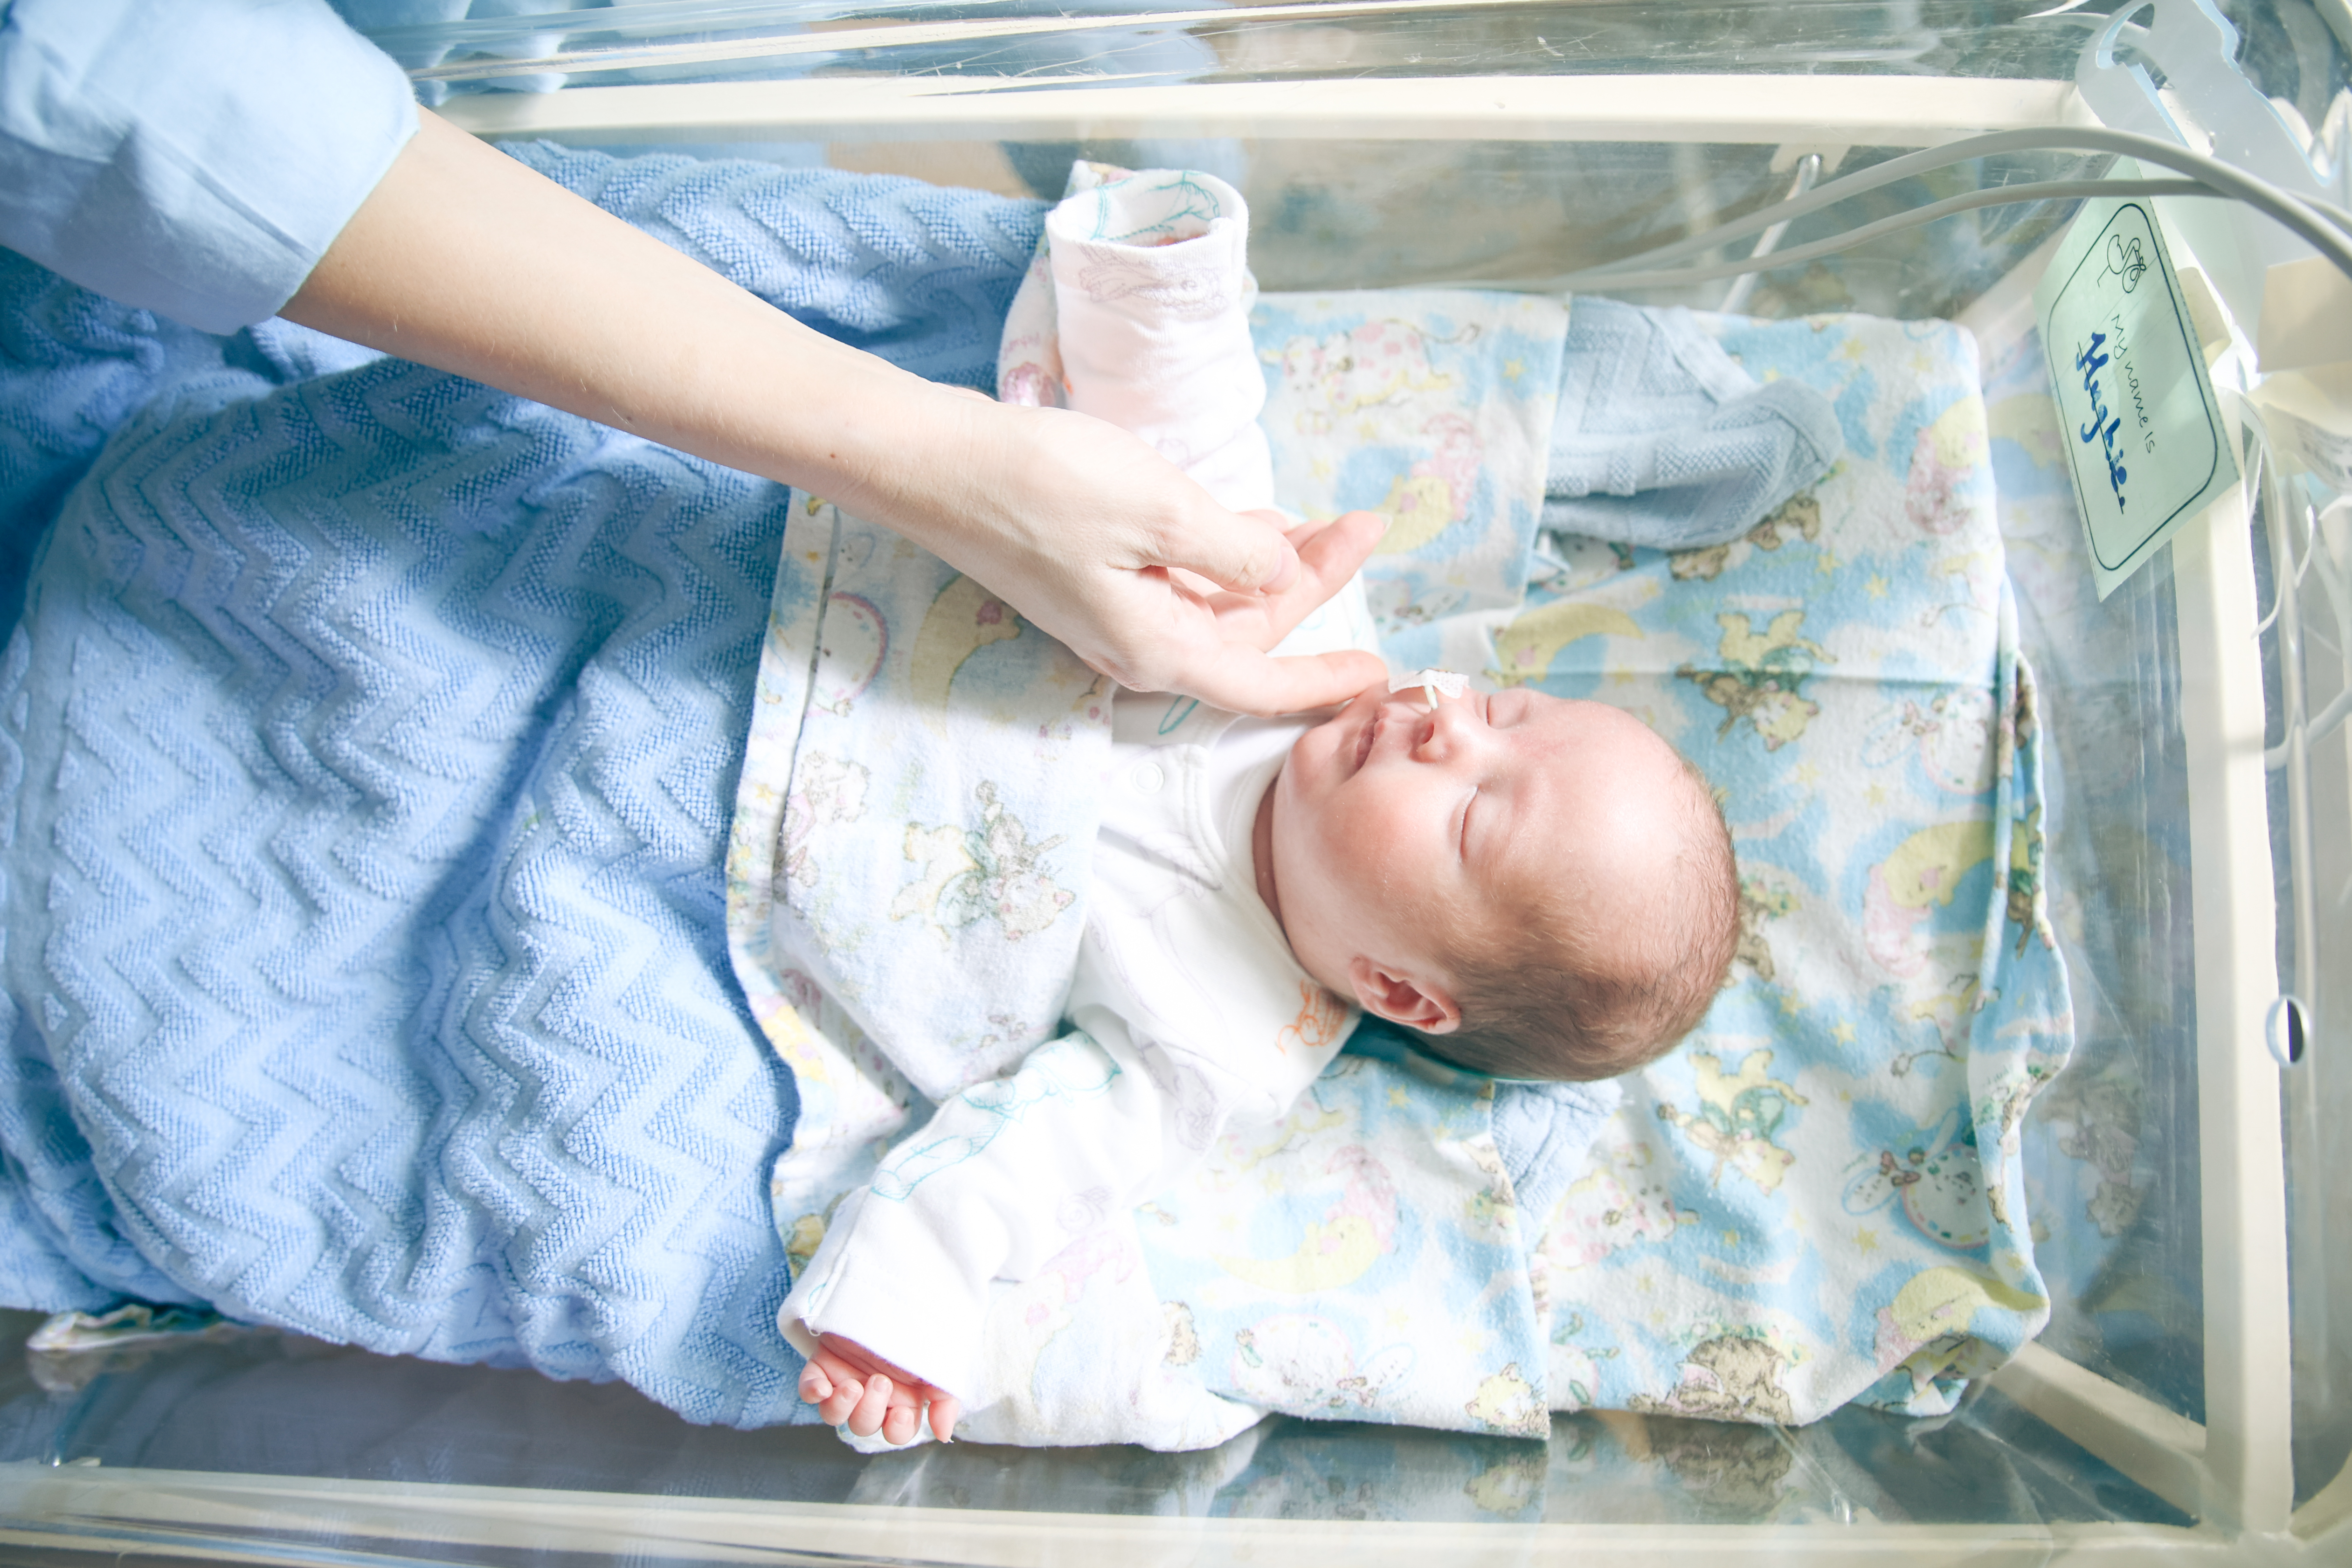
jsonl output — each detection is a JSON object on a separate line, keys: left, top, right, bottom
{"left": 1044, "top": 169, "right": 1273, "bottom": 512}
{"left": 781, "top": 1026, "right": 1259, "bottom": 1402}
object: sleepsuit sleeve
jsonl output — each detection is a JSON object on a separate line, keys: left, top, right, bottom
{"left": 778, "top": 1020, "right": 1265, "bottom": 1405}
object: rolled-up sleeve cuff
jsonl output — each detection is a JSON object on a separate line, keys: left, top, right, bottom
{"left": 0, "top": 0, "right": 420, "bottom": 332}
{"left": 779, "top": 1187, "right": 989, "bottom": 1408}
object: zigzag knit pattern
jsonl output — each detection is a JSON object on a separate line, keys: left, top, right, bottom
{"left": 0, "top": 259, "right": 274, "bottom": 643}
{"left": 0, "top": 153, "right": 1046, "bottom": 1426}
{"left": 504, "top": 143, "right": 1044, "bottom": 388}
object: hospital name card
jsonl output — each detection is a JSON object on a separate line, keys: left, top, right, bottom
{"left": 2034, "top": 194, "right": 2238, "bottom": 601}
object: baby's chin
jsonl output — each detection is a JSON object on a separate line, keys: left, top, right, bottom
{"left": 1263, "top": 760, "right": 1356, "bottom": 987}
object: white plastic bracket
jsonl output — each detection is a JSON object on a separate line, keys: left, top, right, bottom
{"left": 2076, "top": 0, "right": 2336, "bottom": 206}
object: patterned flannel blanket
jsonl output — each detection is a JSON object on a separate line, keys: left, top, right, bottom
{"left": 1386, "top": 313, "right": 2072, "bottom": 1425}
{"left": 738, "top": 297, "right": 2074, "bottom": 1445}
{"left": 1511, "top": 326, "right": 2067, "bottom": 1423}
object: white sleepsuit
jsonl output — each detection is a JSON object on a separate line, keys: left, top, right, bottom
{"left": 779, "top": 663, "right": 1374, "bottom": 1402}
{"left": 778, "top": 165, "right": 1385, "bottom": 1403}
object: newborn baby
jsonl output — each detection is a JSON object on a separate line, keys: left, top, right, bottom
{"left": 1268, "top": 675, "right": 1735, "bottom": 1080}
{"left": 781, "top": 165, "right": 1737, "bottom": 1445}
{"left": 788, "top": 656, "right": 1738, "bottom": 1446}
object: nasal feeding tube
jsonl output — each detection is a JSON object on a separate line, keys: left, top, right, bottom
{"left": 1390, "top": 667, "right": 1469, "bottom": 712}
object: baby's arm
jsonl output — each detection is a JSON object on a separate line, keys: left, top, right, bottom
{"left": 782, "top": 1028, "right": 1248, "bottom": 1439}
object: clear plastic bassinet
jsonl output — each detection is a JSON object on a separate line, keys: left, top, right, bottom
{"left": 1, "top": 0, "right": 2348, "bottom": 1561}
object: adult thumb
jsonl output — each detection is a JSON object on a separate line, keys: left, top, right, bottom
{"left": 1167, "top": 505, "right": 1301, "bottom": 596}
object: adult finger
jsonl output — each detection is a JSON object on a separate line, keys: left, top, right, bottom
{"left": 1301, "top": 508, "right": 1388, "bottom": 565}
{"left": 1269, "top": 508, "right": 1374, "bottom": 550}
{"left": 1263, "top": 510, "right": 1384, "bottom": 634}
{"left": 1179, "top": 644, "right": 1389, "bottom": 718}
{"left": 1156, "top": 502, "right": 1301, "bottom": 597}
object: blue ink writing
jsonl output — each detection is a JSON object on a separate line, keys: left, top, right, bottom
{"left": 2075, "top": 333, "right": 2128, "bottom": 507}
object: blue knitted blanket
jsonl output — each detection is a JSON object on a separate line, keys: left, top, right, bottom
{"left": 0, "top": 146, "right": 1045, "bottom": 1426}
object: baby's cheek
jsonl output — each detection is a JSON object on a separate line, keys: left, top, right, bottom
{"left": 1332, "top": 801, "right": 1423, "bottom": 898}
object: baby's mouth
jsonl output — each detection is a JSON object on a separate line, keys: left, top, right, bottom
{"left": 1351, "top": 703, "right": 1384, "bottom": 773}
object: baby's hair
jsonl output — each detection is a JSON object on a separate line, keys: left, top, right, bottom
{"left": 1436, "top": 756, "right": 1739, "bottom": 1082}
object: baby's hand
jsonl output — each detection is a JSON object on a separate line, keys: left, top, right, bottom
{"left": 798, "top": 1333, "right": 962, "bottom": 1445}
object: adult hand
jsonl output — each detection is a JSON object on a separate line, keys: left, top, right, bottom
{"left": 835, "top": 397, "right": 1390, "bottom": 714}
{"left": 1195, "top": 505, "right": 1390, "bottom": 668}
{"left": 799, "top": 1333, "right": 962, "bottom": 1446}
{"left": 285, "top": 111, "right": 1381, "bottom": 721}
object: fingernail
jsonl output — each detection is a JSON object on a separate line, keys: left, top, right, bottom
{"left": 1265, "top": 546, "right": 1300, "bottom": 593}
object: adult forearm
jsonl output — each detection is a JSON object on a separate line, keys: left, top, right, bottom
{"left": 283, "top": 109, "right": 963, "bottom": 535}
{"left": 284, "top": 111, "right": 1380, "bottom": 713}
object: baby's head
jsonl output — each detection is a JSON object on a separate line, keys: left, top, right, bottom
{"left": 1264, "top": 680, "right": 1738, "bottom": 1080}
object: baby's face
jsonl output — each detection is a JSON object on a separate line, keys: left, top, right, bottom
{"left": 1266, "top": 680, "right": 1684, "bottom": 1023}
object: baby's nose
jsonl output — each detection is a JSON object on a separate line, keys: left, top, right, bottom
{"left": 1410, "top": 695, "right": 1476, "bottom": 758}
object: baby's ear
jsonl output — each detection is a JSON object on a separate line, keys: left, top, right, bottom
{"left": 1348, "top": 957, "right": 1462, "bottom": 1035}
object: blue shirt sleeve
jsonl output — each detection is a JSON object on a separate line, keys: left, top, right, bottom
{"left": 0, "top": 0, "right": 419, "bottom": 333}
